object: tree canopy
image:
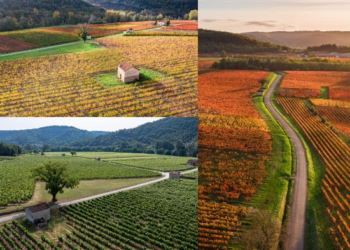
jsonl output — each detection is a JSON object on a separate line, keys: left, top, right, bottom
{"left": 31, "top": 161, "right": 79, "bottom": 202}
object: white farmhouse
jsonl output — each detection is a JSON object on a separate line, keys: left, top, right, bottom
{"left": 87, "top": 34, "right": 92, "bottom": 40}
{"left": 25, "top": 203, "right": 50, "bottom": 224}
{"left": 118, "top": 62, "right": 140, "bottom": 83}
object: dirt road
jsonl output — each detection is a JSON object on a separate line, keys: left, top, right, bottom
{"left": 0, "top": 168, "right": 197, "bottom": 224}
{"left": 264, "top": 74, "right": 307, "bottom": 250}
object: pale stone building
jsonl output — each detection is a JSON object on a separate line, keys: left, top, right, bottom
{"left": 25, "top": 203, "right": 50, "bottom": 224}
{"left": 118, "top": 62, "right": 140, "bottom": 83}
{"left": 169, "top": 171, "right": 181, "bottom": 179}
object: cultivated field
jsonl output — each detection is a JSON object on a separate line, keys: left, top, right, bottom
{"left": 0, "top": 178, "right": 197, "bottom": 250}
{"left": 0, "top": 36, "right": 197, "bottom": 117}
{"left": 198, "top": 70, "right": 275, "bottom": 249}
{"left": 277, "top": 97, "right": 350, "bottom": 249}
{"left": 0, "top": 155, "right": 161, "bottom": 207}
{"left": 278, "top": 71, "right": 350, "bottom": 101}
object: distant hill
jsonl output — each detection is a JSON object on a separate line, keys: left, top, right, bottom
{"left": 0, "top": 126, "right": 108, "bottom": 146}
{"left": 70, "top": 118, "right": 198, "bottom": 147}
{"left": 85, "top": 0, "right": 197, "bottom": 18}
{"left": 0, "top": 0, "right": 105, "bottom": 32}
{"left": 243, "top": 31, "right": 350, "bottom": 49}
{"left": 199, "top": 29, "right": 288, "bottom": 54}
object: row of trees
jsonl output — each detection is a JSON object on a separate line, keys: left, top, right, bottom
{"left": 22, "top": 140, "right": 197, "bottom": 157}
{"left": 0, "top": 142, "right": 22, "bottom": 156}
{"left": 0, "top": 6, "right": 197, "bottom": 32}
{"left": 212, "top": 57, "right": 350, "bottom": 71}
{"left": 306, "top": 44, "right": 350, "bottom": 53}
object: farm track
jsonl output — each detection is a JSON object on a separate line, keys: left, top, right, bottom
{"left": 0, "top": 168, "right": 197, "bottom": 224}
{"left": 264, "top": 74, "right": 307, "bottom": 250}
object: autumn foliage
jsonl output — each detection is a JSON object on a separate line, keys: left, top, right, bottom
{"left": 277, "top": 97, "right": 350, "bottom": 249}
{"left": 198, "top": 70, "right": 272, "bottom": 249}
{"left": 279, "top": 71, "right": 350, "bottom": 101}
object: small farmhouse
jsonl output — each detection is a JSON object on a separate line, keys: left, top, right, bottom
{"left": 256, "top": 89, "right": 264, "bottom": 96}
{"left": 158, "top": 21, "right": 165, "bottom": 26}
{"left": 169, "top": 171, "right": 180, "bottom": 179}
{"left": 118, "top": 62, "right": 140, "bottom": 83}
{"left": 95, "top": 157, "right": 101, "bottom": 161}
{"left": 187, "top": 159, "right": 198, "bottom": 166}
{"left": 25, "top": 203, "right": 50, "bottom": 227}
{"left": 126, "top": 28, "right": 133, "bottom": 33}
{"left": 87, "top": 34, "right": 92, "bottom": 40}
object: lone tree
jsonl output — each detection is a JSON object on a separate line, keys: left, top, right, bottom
{"left": 77, "top": 24, "right": 90, "bottom": 43}
{"left": 70, "top": 151, "right": 76, "bottom": 156}
{"left": 31, "top": 161, "right": 79, "bottom": 202}
{"left": 221, "top": 50, "right": 227, "bottom": 58}
{"left": 258, "top": 78, "right": 267, "bottom": 87}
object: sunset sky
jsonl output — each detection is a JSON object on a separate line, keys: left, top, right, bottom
{"left": 199, "top": 0, "right": 350, "bottom": 33}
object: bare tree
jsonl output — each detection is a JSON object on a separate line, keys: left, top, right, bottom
{"left": 258, "top": 78, "right": 267, "bottom": 87}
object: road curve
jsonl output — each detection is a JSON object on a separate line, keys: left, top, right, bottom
{"left": 264, "top": 74, "right": 307, "bottom": 250}
{"left": 0, "top": 168, "right": 197, "bottom": 224}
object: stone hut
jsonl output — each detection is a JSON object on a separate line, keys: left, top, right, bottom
{"left": 169, "top": 171, "right": 180, "bottom": 179}
{"left": 186, "top": 159, "right": 198, "bottom": 166}
{"left": 118, "top": 62, "right": 140, "bottom": 83}
{"left": 87, "top": 34, "right": 92, "bottom": 40}
{"left": 25, "top": 203, "right": 50, "bottom": 225}
{"left": 95, "top": 157, "right": 101, "bottom": 161}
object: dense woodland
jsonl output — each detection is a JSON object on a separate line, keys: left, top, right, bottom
{"left": 0, "top": 142, "right": 22, "bottom": 156}
{"left": 306, "top": 44, "right": 350, "bottom": 53}
{"left": 86, "top": 0, "right": 197, "bottom": 19}
{"left": 0, "top": 0, "right": 197, "bottom": 32}
{"left": 0, "top": 126, "right": 107, "bottom": 146}
{"left": 199, "top": 29, "right": 289, "bottom": 54}
{"left": 0, "top": 118, "right": 198, "bottom": 157}
{"left": 212, "top": 57, "right": 350, "bottom": 71}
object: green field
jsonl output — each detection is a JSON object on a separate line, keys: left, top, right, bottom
{"left": 0, "top": 154, "right": 161, "bottom": 207}
{"left": 0, "top": 42, "right": 102, "bottom": 61}
{"left": 181, "top": 170, "right": 198, "bottom": 179}
{"left": 1, "top": 178, "right": 197, "bottom": 250}
{"left": 108, "top": 157, "right": 197, "bottom": 171}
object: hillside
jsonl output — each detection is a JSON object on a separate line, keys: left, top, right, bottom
{"left": 0, "top": 0, "right": 105, "bottom": 32}
{"left": 0, "top": 126, "right": 108, "bottom": 146}
{"left": 85, "top": 0, "right": 197, "bottom": 18}
{"left": 199, "top": 29, "right": 287, "bottom": 54}
{"left": 243, "top": 31, "right": 350, "bottom": 49}
{"left": 70, "top": 117, "right": 198, "bottom": 147}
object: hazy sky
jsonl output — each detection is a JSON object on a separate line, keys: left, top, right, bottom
{"left": 0, "top": 118, "right": 163, "bottom": 132}
{"left": 199, "top": 0, "right": 350, "bottom": 33}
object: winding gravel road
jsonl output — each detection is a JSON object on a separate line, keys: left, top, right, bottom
{"left": 264, "top": 74, "right": 307, "bottom": 250}
{"left": 0, "top": 168, "right": 197, "bottom": 224}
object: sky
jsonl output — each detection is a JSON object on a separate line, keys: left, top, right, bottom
{"left": 199, "top": 0, "right": 350, "bottom": 33}
{"left": 0, "top": 118, "right": 163, "bottom": 132}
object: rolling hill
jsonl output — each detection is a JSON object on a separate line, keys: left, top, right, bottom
{"left": 0, "top": 126, "right": 108, "bottom": 146}
{"left": 199, "top": 29, "right": 288, "bottom": 54}
{"left": 243, "top": 31, "right": 350, "bottom": 49}
{"left": 85, "top": 0, "right": 197, "bottom": 18}
{"left": 70, "top": 117, "right": 198, "bottom": 147}
{"left": 0, "top": 0, "right": 105, "bottom": 32}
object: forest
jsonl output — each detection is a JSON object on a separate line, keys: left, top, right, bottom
{"left": 199, "top": 29, "right": 288, "bottom": 54}
{"left": 0, "top": 142, "right": 22, "bottom": 156}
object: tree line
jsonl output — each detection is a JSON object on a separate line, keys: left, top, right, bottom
{"left": 306, "top": 44, "right": 350, "bottom": 53}
{"left": 0, "top": 0, "right": 197, "bottom": 32}
{"left": 0, "top": 142, "right": 22, "bottom": 156}
{"left": 22, "top": 139, "right": 198, "bottom": 157}
{"left": 212, "top": 57, "right": 350, "bottom": 71}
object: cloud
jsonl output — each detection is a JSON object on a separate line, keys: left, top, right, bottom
{"left": 245, "top": 21, "right": 276, "bottom": 27}
{"left": 201, "top": 19, "right": 238, "bottom": 23}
